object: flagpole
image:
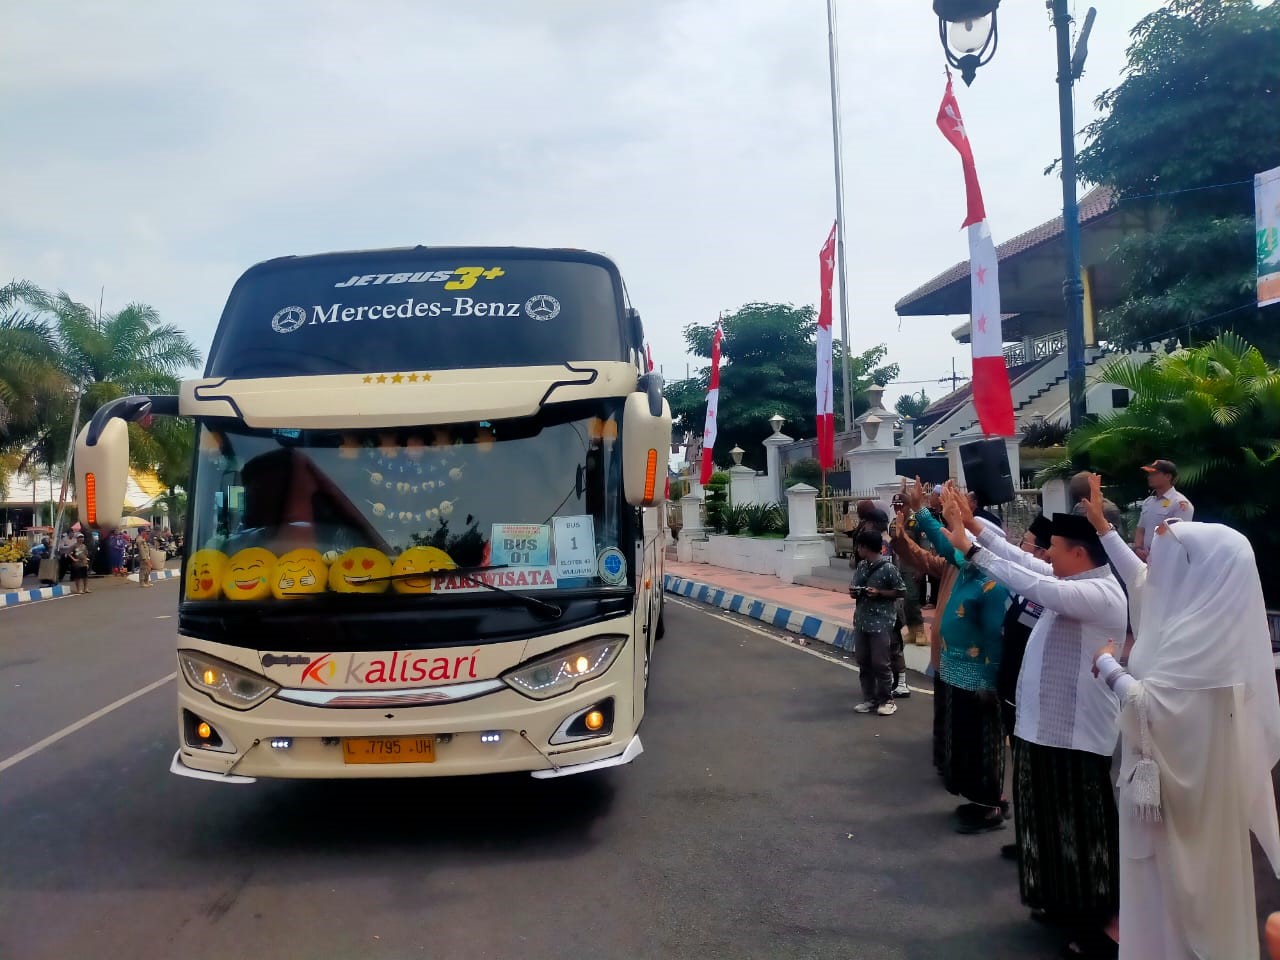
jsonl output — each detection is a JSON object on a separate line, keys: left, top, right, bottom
{"left": 826, "top": 0, "right": 854, "bottom": 432}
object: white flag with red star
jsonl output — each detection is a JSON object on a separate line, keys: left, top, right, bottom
{"left": 816, "top": 222, "right": 837, "bottom": 470}
{"left": 699, "top": 320, "right": 724, "bottom": 485}
{"left": 937, "top": 79, "right": 1014, "bottom": 437}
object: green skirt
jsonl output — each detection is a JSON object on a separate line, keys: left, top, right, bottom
{"left": 1012, "top": 737, "right": 1119, "bottom": 924}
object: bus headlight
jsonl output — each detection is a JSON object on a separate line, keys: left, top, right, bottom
{"left": 502, "top": 636, "right": 627, "bottom": 700}
{"left": 178, "top": 650, "right": 278, "bottom": 710}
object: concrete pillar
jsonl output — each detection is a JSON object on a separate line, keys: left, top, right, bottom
{"left": 677, "top": 492, "right": 706, "bottom": 563}
{"left": 777, "top": 482, "right": 832, "bottom": 584}
{"left": 762, "top": 432, "right": 793, "bottom": 504}
{"left": 728, "top": 464, "right": 758, "bottom": 506}
{"left": 784, "top": 483, "right": 819, "bottom": 539}
{"left": 900, "top": 419, "right": 916, "bottom": 458}
{"left": 1004, "top": 438, "right": 1022, "bottom": 490}
{"left": 1040, "top": 478, "right": 1068, "bottom": 517}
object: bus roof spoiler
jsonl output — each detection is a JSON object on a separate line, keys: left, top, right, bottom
{"left": 84, "top": 394, "right": 180, "bottom": 446}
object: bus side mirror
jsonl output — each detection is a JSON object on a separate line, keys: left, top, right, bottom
{"left": 76, "top": 418, "right": 131, "bottom": 531}
{"left": 622, "top": 392, "right": 672, "bottom": 507}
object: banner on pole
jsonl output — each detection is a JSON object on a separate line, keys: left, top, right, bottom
{"left": 816, "top": 222, "right": 837, "bottom": 470}
{"left": 699, "top": 321, "right": 724, "bottom": 485}
{"left": 937, "top": 79, "right": 1014, "bottom": 437}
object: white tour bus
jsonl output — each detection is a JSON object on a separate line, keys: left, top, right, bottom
{"left": 76, "top": 247, "right": 671, "bottom": 782}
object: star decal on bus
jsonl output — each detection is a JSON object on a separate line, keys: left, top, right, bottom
{"left": 361, "top": 372, "right": 432, "bottom": 386}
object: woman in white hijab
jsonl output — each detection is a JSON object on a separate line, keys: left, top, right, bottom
{"left": 1083, "top": 475, "right": 1280, "bottom": 958}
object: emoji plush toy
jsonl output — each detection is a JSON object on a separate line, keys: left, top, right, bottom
{"left": 223, "top": 547, "right": 276, "bottom": 601}
{"left": 187, "top": 549, "right": 227, "bottom": 600}
{"left": 272, "top": 548, "right": 328, "bottom": 599}
{"left": 328, "top": 547, "right": 391, "bottom": 594}
{"left": 391, "top": 546, "right": 457, "bottom": 594}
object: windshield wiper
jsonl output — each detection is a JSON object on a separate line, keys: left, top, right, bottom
{"left": 287, "top": 564, "right": 564, "bottom": 618}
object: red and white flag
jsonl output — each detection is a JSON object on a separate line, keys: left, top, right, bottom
{"left": 645, "top": 342, "right": 654, "bottom": 372}
{"left": 699, "top": 320, "right": 724, "bottom": 484}
{"left": 936, "top": 79, "right": 1015, "bottom": 437}
{"left": 816, "top": 222, "right": 837, "bottom": 470}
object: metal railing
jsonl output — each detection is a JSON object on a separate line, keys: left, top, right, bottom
{"left": 815, "top": 488, "right": 881, "bottom": 535}
{"left": 1003, "top": 330, "right": 1068, "bottom": 368}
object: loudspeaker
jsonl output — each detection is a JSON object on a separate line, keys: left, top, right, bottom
{"left": 959, "top": 438, "right": 1015, "bottom": 507}
{"left": 894, "top": 457, "right": 950, "bottom": 486}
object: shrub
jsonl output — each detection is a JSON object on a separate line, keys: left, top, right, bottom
{"left": 722, "top": 503, "right": 749, "bottom": 535}
{"left": 743, "top": 503, "right": 782, "bottom": 536}
{"left": 1020, "top": 418, "right": 1069, "bottom": 448}
{"left": 785, "top": 457, "right": 822, "bottom": 489}
{"left": 704, "top": 470, "right": 731, "bottom": 532}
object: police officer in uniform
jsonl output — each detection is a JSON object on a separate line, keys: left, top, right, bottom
{"left": 1134, "top": 459, "right": 1193, "bottom": 561}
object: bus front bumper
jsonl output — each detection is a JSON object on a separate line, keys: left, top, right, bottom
{"left": 168, "top": 734, "right": 643, "bottom": 784}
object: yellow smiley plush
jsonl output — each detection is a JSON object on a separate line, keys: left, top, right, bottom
{"left": 272, "top": 549, "right": 328, "bottom": 599}
{"left": 187, "top": 549, "right": 228, "bottom": 600}
{"left": 328, "top": 547, "right": 391, "bottom": 593}
{"left": 391, "top": 546, "right": 457, "bottom": 594}
{"left": 223, "top": 547, "right": 276, "bottom": 601}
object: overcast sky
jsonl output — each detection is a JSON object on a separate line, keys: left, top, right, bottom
{"left": 2, "top": 1, "right": 1158, "bottom": 426}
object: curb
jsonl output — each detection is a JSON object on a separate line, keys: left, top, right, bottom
{"left": 0, "top": 583, "right": 74, "bottom": 608}
{"left": 127, "top": 569, "right": 179, "bottom": 584}
{"left": 662, "top": 573, "right": 932, "bottom": 674}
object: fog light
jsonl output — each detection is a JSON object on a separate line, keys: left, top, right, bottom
{"left": 270, "top": 737, "right": 292, "bottom": 750}
{"left": 197, "top": 721, "right": 213, "bottom": 739}
{"left": 480, "top": 731, "right": 501, "bottom": 744}
{"left": 584, "top": 710, "right": 605, "bottom": 731}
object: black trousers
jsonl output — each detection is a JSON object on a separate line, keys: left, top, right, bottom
{"left": 854, "top": 629, "right": 893, "bottom": 705}
{"left": 889, "top": 628, "right": 906, "bottom": 686}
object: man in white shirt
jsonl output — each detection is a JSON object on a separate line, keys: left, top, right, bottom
{"left": 940, "top": 489, "right": 1126, "bottom": 952}
{"left": 1134, "top": 459, "right": 1193, "bottom": 561}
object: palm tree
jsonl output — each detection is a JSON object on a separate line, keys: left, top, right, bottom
{"left": 0, "top": 284, "right": 69, "bottom": 524}
{"left": 40, "top": 291, "right": 202, "bottom": 476}
{"left": 0, "top": 282, "right": 68, "bottom": 458}
{"left": 1047, "top": 333, "right": 1280, "bottom": 598}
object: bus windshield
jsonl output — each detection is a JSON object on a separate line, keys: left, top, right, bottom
{"left": 184, "top": 401, "right": 629, "bottom": 605}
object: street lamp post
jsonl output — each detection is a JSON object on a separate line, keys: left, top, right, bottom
{"left": 931, "top": 0, "right": 1095, "bottom": 428}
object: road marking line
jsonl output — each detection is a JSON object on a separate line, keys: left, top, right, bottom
{"left": 0, "top": 672, "right": 176, "bottom": 775}
{"left": 668, "top": 596, "right": 934, "bottom": 695}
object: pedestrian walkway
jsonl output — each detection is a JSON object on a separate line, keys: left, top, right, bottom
{"left": 0, "top": 583, "right": 75, "bottom": 608}
{"left": 1, "top": 563, "right": 180, "bottom": 610}
{"left": 664, "top": 560, "right": 936, "bottom": 673}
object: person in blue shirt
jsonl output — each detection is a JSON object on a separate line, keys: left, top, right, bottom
{"left": 910, "top": 484, "right": 1011, "bottom": 834}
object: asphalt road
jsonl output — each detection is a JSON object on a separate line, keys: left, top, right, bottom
{"left": 2, "top": 580, "right": 1275, "bottom": 959}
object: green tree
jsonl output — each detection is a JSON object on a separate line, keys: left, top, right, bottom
{"left": 666, "top": 303, "right": 899, "bottom": 470}
{"left": 1050, "top": 334, "right": 1280, "bottom": 600}
{"left": 894, "top": 391, "right": 930, "bottom": 421}
{"left": 38, "top": 292, "right": 201, "bottom": 476}
{"left": 0, "top": 282, "right": 68, "bottom": 457}
{"left": 0, "top": 284, "right": 201, "bottom": 511}
{"left": 1076, "top": 0, "right": 1280, "bottom": 354}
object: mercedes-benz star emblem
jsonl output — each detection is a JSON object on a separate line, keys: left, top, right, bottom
{"left": 524, "top": 294, "right": 561, "bottom": 322}
{"left": 271, "top": 305, "right": 308, "bottom": 334}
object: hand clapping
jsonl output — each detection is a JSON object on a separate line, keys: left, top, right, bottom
{"left": 1083, "top": 473, "right": 1110, "bottom": 535}
{"left": 940, "top": 486, "right": 973, "bottom": 552}
{"left": 906, "top": 476, "right": 926, "bottom": 513}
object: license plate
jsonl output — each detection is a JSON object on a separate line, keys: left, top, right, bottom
{"left": 342, "top": 736, "right": 436, "bottom": 764}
